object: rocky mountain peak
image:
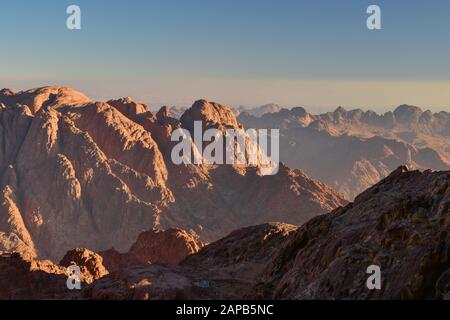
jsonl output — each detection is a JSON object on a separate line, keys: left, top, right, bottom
{"left": 107, "top": 97, "right": 148, "bottom": 117}
{"left": 393, "top": 104, "right": 423, "bottom": 123}
{"left": 0, "top": 86, "right": 346, "bottom": 263}
{"left": 0, "top": 86, "right": 91, "bottom": 113}
{"left": 180, "top": 99, "right": 241, "bottom": 131}
{"left": 156, "top": 106, "right": 170, "bottom": 119}
{"left": 0, "top": 88, "right": 14, "bottom": 96}
{"left": 334, "top": 106, "right": 347, "bottom": 114}
{"left": 59, "top": 248, "right": 109, "bottom": 284}
{"left": 129, "top": 228, "right": 204, "bottom": 267}
{"left": 290, "top": 106, "right": 308, "bottom": 117}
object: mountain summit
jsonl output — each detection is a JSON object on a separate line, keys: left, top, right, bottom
{"left": 0, "top": 86, "right": 345, "bottom": 260}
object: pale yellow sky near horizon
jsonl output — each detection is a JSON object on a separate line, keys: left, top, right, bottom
{"left": 2, "top": 78, "right": 450, "bottom": 113}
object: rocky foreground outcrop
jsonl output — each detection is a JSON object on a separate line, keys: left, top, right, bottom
{"left": 99, "top": 228, "right": 204, "bottom": 270}
{"left": 84, "top": 222, "right": 297, "bottom": 300}
{"left": 0, "top": 166, "right": 449, "bottom": 299}
{"left": 259, "top": 166, "right": 449, "bottom": 299}
{"left": 0, "top": 249, "right": 105, "bottom": 299}
{"left": 0, "top": 86, "right": 345, "bottom": 261}
{"left": 83, "top": 167, "right": 450, "bottom": 300}
{"left": 60, "top": 248, "right": 109, "bottom": 284}
{"left": 0, "top": 225, "right": 204, "bottom": 299}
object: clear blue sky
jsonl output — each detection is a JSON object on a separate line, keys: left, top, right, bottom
{"left": 1, "top": 0, "right": 450, "bottom": 110}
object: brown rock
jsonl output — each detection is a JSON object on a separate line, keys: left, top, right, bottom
{"left": 84, "top": 264, "right": 193, "bottom": 300}
{"left": 0, "top": 86, "right": 91, "bottom": 113}
{"left": 181, "top": 222, "right": 298, "bottom": 298}
{"left": 59, "top": 248, "right": 109, "bottom": 283}
{"left": 0, "top": 185, "right": 37, "bottom": 259}
{"left": 238, "top": 105, "right": 450, "bottom": 200}
{"left": 86, "top": 168, "right": 450, "bottom": 300}
{"left": 0, "top": 252, "right": 73, "bottom": 299}
{"left": 0, "top": 86, "right": 345, "bottom": 261}
{"left": 258, "top": 167, "right": 450, "bottom": 299}
{"left": 98, "top": 248, "right": 140, "bottom": 272}
{"left": 180, "top": 99, "right": 241, "bottom": 132}
{"left": 129, "top": 228, "right": 204, "bottom": 267}
{"left": 107, "top": 97, "right": 148, "bottom": 118}
{"left": 436, "top": 269, "right": 450, "bottom": 300}
{"left": 84, "top": 223, "right": 297, "bottom": 300}
{"left": 98, "top": 227, "right": 204, "bottom": 271}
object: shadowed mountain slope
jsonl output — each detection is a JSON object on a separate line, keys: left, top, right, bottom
{"left": 0, "top": 86, "right": 345, "bottom": 260}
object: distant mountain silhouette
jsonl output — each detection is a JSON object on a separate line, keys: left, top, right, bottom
{"left": 239, "top": 105, "right": 450, "bottom": 199}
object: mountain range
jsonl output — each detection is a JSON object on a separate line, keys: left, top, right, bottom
{"left": 0, "top": 86, "right": 448, "bottom": 300}
{"left": 1, "top": 166, "right": 448, "bottom": 299}
{"left": 0, "top": 86, "right": 344, "bottom": 261}
{"left": 238, "top": 105, "right": 450, "bottom": 199}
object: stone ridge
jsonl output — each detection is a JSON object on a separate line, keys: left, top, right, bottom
{"left": 0, "top": 86, "right": 346, "bottom": 261}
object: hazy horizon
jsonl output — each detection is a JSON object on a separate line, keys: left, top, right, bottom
{"left": 2, "top": 79, "right": 450, "bottom": 114}
{"left": 1, "top": 0, "right": 450, "bottom": 112}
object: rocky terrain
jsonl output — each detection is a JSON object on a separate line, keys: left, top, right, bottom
{"left": 239, "top": 105, "right": 450, "bottom": 199}
{"left": 1, "top": 86, "right": 448, "bottom": 300}
{"left": 0, "top": 166, "right": 448, "bottom": 299}
{"left": 100, "top": 227, "right": 204, "bottom": 270}
{"left": 260, "top": 166, "right": 450, "bottom": 299}
{"left": 0, "top": 86, "right": 345, "bottom": 261}
{"left": 314, "top": 105, "right": 450, "bottom": 160}
{"left": 84, "top": 167, "right": 450, "bottom": 300}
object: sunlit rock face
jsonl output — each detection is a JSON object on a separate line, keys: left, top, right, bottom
{"left": 0, "top": 86, "right": 345, "bottom": 261}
